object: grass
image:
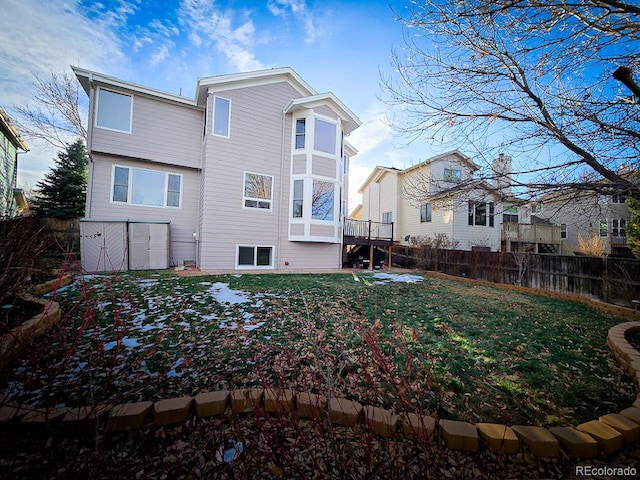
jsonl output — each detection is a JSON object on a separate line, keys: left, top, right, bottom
{"left": 1, "top": 271, "right": 634, "bottom": 426}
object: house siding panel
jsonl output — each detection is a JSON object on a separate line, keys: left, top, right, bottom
{"left": 91, "top": 92, "right": 203, "bottom": 169}
{"left": 312, "top": 156, "right": 336, "bottom": 178}
{"left": 199, "top": 81, "right": 301, "bottom": 270}
{"left": 87, "top": 154, "right": 199, "bottom": 266}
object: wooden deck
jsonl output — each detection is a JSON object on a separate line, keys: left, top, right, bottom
{"left": 343, "top": 218, "right": 394, "bottom": 246}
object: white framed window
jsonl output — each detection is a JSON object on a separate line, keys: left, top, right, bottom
{"left": 312, "top": 180, "right": 335, "bottom": 221}
{"left": 560, "top": 223, "right": 567, "bottom": 239}
{"left": 382, "top": 211, "right": 393, "bottom": 224}
{"left": 295, "top": 118, "right": 306, "bottom": 149}
{"left": 443, "top": 168, "right": 461, "bottom": 183}
{"left": 599, "top": 219, "right": 608, "bottom": 237}
{"left": 612, "top": 195, "right": 627, "bottom": 204}
{"left": 292, "top": 179, "right": 304, "bottom": 218}
{"left": 314, "top": 118, "right": 337, "bottom": 154}
{"left": 243, "top": 172, "right": 273, "bottom": 210}
{"left": 236, "top": 245, "right": 274, "bottom": 269}
{"left": 111, "top": 165, "right": 182, "bottom": 208}
{"left": 612, "top": 219, "right": 627, "bottom": 237}
{"left": 503, "top": 206, "right": 518, "bottom": 223}
{"left": 420, "top": 203, "right": 432, "bottom": 223}
{"left": 212, "top": 96, "right": 231, "bottom": 137}
{"left": 96, "top": 88, "right": 133, "bottom": 133}
{"left": 468, "top": 201, "right": 495, "bottom": 227}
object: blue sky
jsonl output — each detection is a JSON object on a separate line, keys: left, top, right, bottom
{"left": 2, "top": 0, "right": 449, "bottom": 208}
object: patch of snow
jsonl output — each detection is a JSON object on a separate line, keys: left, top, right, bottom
{"left": 208, "top": 282, "right": 251, "bottom": 305}
{"left": 136, "top": 279, "right": 159, "bottom": 288}
{"left": 219, "top": 321, "right": 238, "bottom": 330}
{"left": 369, "top": 272, "right": 424, "bottom": 284}
{"left": 104, "top": 337, "right": 140, "bottom": 351}
{"left": 243, "top": 322, "right": 265, "bottom": 332}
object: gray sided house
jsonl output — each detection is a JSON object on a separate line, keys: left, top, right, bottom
{"left": 0, "top": 108, "right": 29, "bottom": 218}
{"left": 74, "top": 67, "right": 360, "bottom": 272}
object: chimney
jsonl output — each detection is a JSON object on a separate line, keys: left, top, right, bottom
{"left": 492, "top": 154, "right": 513, "bottom": 196}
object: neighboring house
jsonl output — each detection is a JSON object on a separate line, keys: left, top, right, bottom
{"left": 521, "top": 190, "right": 631, "bottom": 255}
{"left": 73, "top": 67, "right": 360, "bottom": 272}
{"left": 352, "top": 150, "right": 504, "bottom": 251}
{"left": 0, "top": 107, "right": 29, "bottom": 218}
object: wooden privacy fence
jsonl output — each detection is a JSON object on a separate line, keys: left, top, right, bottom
{"left": 391, "top": 246, "right": 640, "bottom": 306}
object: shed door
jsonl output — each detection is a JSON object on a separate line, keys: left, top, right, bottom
{"left": 129, "top": 223, "right": 150, "bottom": 270}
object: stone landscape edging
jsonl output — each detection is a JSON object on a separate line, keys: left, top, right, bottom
{"left": 2, "top": 274, "right": 640, "bottom": 461}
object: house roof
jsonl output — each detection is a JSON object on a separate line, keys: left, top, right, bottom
{"left": 356, "top": 150, "right": 477, "bottom": 194}
{"left": 357, "top": 166, "right": 401, "bottom": 194}
{"left": 401, "top": 150, "right": 479, "bottom": 175}
{"left": 285, "top": 94, "right": 361, "bottom": 135}
{"left": 72, "top": 66, "right": 199, "bottom": 107}
{"left": 0, "top": 107, "right": 28, "bottom": 152}
{"left": 73, "top": 66, "right": 361, "bottom": 133}
{"left": 196, "top": 67, "right": 316, "bottom": 105}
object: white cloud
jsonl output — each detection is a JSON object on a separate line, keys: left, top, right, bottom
{"left": 347, "top": 103, "right": 393, "bottom": 156}
{"left": 0, "top": 0, "right": 127, "bottom": 187}
{"left": 151, "top": 42, "right": 174, "bottom": 66}
{"left": 179, "top": 0, "right": 264, "bottom": 71}
{"left": 267, "top": 0, "right": 319, "bottom": 43}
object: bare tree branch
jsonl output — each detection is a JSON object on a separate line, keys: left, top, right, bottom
{"left": 13, "top": 72, "right": 87, "bottom": 150}
{"left": 383, "top": 0, "right": 640, "bottom": 201}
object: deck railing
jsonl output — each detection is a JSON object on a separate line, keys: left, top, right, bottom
{"left": 344, "top": 218, "right": 394, "bottom": 241}
{"left": 501, "top": 222, "right": 561, "bottom": 245}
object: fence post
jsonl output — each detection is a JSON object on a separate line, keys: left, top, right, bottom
{"left": 603, "top": 255, "right": 610, "bottom": 303}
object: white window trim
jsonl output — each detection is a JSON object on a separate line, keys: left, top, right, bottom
{"left": 235, "top": 245, "right": 275, "bottom": 270}
{"left": 212, "top": 96, "right": 231, "bottom": 138}
{"left": 242, "top": 171, "right": 274, "bottom": 212}
{"left": 95, "top": 88, "right": 133, "bottom": 134}
{"left": 110, "top": 164, "right": 183, "bottom": 209}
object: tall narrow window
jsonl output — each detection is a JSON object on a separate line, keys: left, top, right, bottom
{"left": 96, "top": 89, "right": 132, "bottom": 133}
{"left": 560, "top": 223, "right": 567, "bottom": 239}
{"left": 295, "top": 119, "right": 306, "bottom": 149}
{"left": 213, "top": 96, "right": 231, "bottom": 137}
{"left": 312, "top": 181, "right": 334, "bottom": 220}
{"left": 475, "top": 203, "right": 487, "bottom": 226}
{"left": 489, "top": 202, "right": 495, "bottom": 227}
{"left": 382, "top": 211, "right": 393, "bottom": 224}
{"left": 314, "top": 119, "right": 336, "bottom": 154}
{"left": 612, "top": 219, "right": 627, "bottom": 237}
{"left": 420, "top": 203, "right": 432, "bottom": 223}
{"left": 167, "top": 174, "right": 181, "bottom": 207}
{"left": 599, "top": 219, "right": 608, "bottom": 237}
{"left": 292, "top": 179, "right": 304, "bottom": 218}
{"left": 243, "top": 172, "right": 273, "bottom": 210}
{"left": 113, "top": 166, "right": 129, "bottom": 202}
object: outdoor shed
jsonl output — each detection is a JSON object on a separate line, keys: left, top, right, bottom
{"left": 80, "top": 219, "right": 171, "bottom": 272}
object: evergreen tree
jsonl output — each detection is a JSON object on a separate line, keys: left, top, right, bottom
{"left": 33, "top": 140, "right": 87, "bottom": 218}
{"left": 627, "top": 197, "right": 640, "bottom": 260}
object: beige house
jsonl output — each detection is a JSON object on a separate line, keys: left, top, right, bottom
{"left": 522, "top": 190, "right": 631, "bottom": 255}
{"left": 74, "top": 67, "right": 360, "bottom": 272}
{"left": 0, "top": 108, "right": 29, "bottom": 218}
{"left": 353, "top": 151, "right": 504, "bottom": 251}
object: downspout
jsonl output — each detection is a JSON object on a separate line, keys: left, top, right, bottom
{"left": 85, "top": 73, "right": 95, "bottom": 218}
{"left": 277, "top": 109, "right": 287, "bottom": 271}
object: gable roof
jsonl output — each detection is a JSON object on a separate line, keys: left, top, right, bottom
{"left": 401, "top": 150, "right": 479, "bottom": 175}
{"left": 196, "top": 67, "right": 316, "bottom": 105}
{"left": 285, "top": 93, "right": 361, "bottom": 134}
{"left": 357, "top": 150, "right": 478, "bottom": 194}
{"left": 357, "top": 166, "right": 401, "bottom": 194}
